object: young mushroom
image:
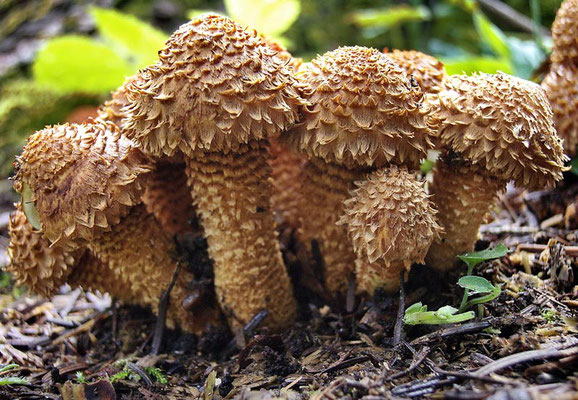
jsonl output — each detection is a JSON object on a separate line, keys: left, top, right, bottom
{"left": 280, "top": 46, "right": 440, "bottom": 296}
{"left": 550, "top": 0, "right": 578, "bottom": 65}
{"left": 13, "top": 120, "right": 220, "bottom": 332}
{"left": 385, "top": 49, "right": 449, "bottom": 94}
{"left": 424, "top": 73, "right": 568, "bottom": 271}
{"left": 338, "top": 166, "right": 443, "bottom": 294}
{"left": 119, "top": 14, "right": 305, "bottom": 330}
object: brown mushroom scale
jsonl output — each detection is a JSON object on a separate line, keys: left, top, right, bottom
{"left": 13, "top": 120, "right": 219, "bottom": 332}
{"left": 120, "top": 14, "right": 305, "bottom": 330}
{"left": 281, "top": 46, "right": 439, "bottom": 295}
{"left": 425, "top": 73, "right": 568, "bottom": 271}
{"left": 551, "top": 0, "right": 578, "bottom": 65}
{"left": 385, "top": 50, "right": 448, "bottom": 94}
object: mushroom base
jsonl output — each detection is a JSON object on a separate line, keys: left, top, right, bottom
{"left": 300, "top": 158, "right": 365, "bottom": 296}
{"left": 186, "top": 142, "right": 297, "bottom": 331}
{"left": 426, "top": 161, "right": 504, "bottom": 271}
{"left": 88, "top": 204, "right": 220, "bottom": 333}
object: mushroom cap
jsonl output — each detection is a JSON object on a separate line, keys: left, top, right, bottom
{"left": 338, "top": 166, "right": 443, "bottom": 266}
{"left": 541, "top": 62, "right": 578, "bottom": 156}
{"left": 384, "top": 49, "right": 448, "bottom": 94}
{"left": 431, "top": 72, "right": 568, "bottom": 189}
{"left": 121, "top": 13, "right": 306, "bottom": 157}
{"left": 97, "top": 75, "right": 144, "bottom": 126}
{"left": 13, "top": 120, "right": 153, "bottom": 247}
{"left": 281, "top": 46, "right": 439, "bottom": 169}
{"left": 6, "top": 205, "right": 79, "bottom": 296}
{"left": 551, "top": 0, "right": 578, "bottom": 64}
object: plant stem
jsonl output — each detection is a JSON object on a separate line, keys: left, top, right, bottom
{"left": 458, "top": 264, "right": 475, "bottom": 313}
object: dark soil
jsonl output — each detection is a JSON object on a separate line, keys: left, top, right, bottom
{"left": 0, "top": 175, "right": 577, "bottom": 399}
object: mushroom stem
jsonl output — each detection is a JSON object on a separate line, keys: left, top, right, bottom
{"left": 426, "top": 161, "right": 504, "bottom": 271}
{"left": 300, "top": 158, "right": 365, "bottom": 295}
{"left": 185, "top": 141, "right": 297, "bottom": 331}
{"left": 88, "top": 204, "right": 220, "bottom": 332}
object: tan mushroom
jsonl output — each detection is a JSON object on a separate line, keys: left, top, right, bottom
{"left": 338, "top": 167, "right": 443, "bottom": 294}
{"left": 13, "top": 120, "right": 220, "bottom": 332}
{"left": 425, "top": 73, "right": 568, "bottom": 271}
{"left": 281, "top": 46, "right": 440, "bottom": 296}
{"left": 541, "top": 62, "right": 578, "bottom": 157}
{"left": 118, "top": 14, "right": 305, "bottom": 330}
{"left": 384, "top": 49, "right": 448, "bottom": 94}
{"left": 551, "top": 0, "right": 578, "bottom": 65}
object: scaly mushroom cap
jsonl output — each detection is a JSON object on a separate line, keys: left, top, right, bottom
{"left": 541, "top": 63, "right": 578, "bottom": 156}
{"left": 6, "top": 205, "right": 78, "bottom": 296}
{"left": 339, "top": 166, "right": 443, "bottom": 266}
{"left": 121, "top": 13, "right": 306, "bottom": 157}
{"left": 13, "top": 120, "right": 153, "bottom": 247}
{"left": 385, "top": 50, "right": 448, "bottom": 94}
{"left": 97, "top": 75, "right": 144, "bottom": 126}
{"left": 551, "top": 0, "right": 578, "bottom": 64}
{"left": 282, "top": 46, "right": 439, "bottom": 170}
{"left": 432, "top": 73, "right": 567, "bottom": 189}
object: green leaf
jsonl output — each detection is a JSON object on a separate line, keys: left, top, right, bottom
{"left": 33, "top": 36, "right": 132, "bottom": 94}
{"left": 473, "top": 11, "right": 510, "bottom": 59}
{"left": 506, "top": 37, "right": 546, "bottom": 79}
{"left": 0, "top": 364, "right": 19, "bottom": 374}
{"left": 458, "top": 276, "right": 496, "bottom": 294}
{"left": 224, "top": 0, "right": 301, "bottom": 37}
{"left": 0, "top": 377, "right": 29, "bottom": 386}
{"left": 350, "top": 5, "right": 431, "bottom": 29}
{"left": 89, "top": 7, "right": 167, "bottom": 68}
{"left": 442, "top": 56, "right": 513, "bottom": 75}
{"left": 458, "top": 243, "right": 509, "bottom": 269}
{"left": 404, "top": 302, "right": 475, "bottom": 325}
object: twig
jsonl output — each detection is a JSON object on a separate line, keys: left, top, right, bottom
{"left": 516, "top": 244, "right": 578, "bottom": 257}
{"left": 321, "top": 355, "right": 371, "bottom": 374}
{"left": 150, "top": 261, "right": 183, "bottom": 355}
{"left": 221, "top": 309, "right": 269, "bottom": 358}
{"left": 474, "top": 343, "right": 578, "bottom": 377}
{"left": 431, "top": 367, "right": 504, "bottom": 384}
{"left": 386, "top": 345, "right": 430, "bottom": 381}
{"left": 410, "top": 320, "right": 492, "bottom": 346}
{"left": 392, "top": 270, "right": 405, "bottom": 347}
{"left": 128, "top": 362, "right": 153, "bottom": 386}
{"left": 477, "top": 0, "right": 549, "bottom": 37}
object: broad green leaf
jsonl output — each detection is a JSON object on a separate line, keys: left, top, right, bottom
{"left": 458, "top": 243, "right": 509, "bottom": 269}
{"left": 436, "top": 305, "right": 459, "bottom": 319}
{"left": 473, "top": 11, "right": 510, "bottom": 59}
{"left": 443, "top": 56, "right": 513, "bottom": 75}
{"left": 506, "top": 37, "right": 546, "bottom": 79}
{"left": 405, "top": 302, "right": 427, "bottom": 315}
{"left": 224, "top": 0, "right": 301, "bottom": 37}
{"left": 33, "top": 36, "right": 132, "bottom": 94}
{"left": 90, "top": 7, "right": 167, "bottom": 68}
{"left": 458, "top": 276, "right": 496, "bottom": 295}
{"left": 187, "top": 9, "right": 216, "bottom": 20}
{"left": 350, "top": 5, "right": 431, "bottom": 29}
{"left": 404, "top": 302, "right": 475, "bottom": 325}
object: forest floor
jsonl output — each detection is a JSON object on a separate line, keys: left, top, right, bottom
{"left": 0, "top": 174, "right": 576, "bottom": 400}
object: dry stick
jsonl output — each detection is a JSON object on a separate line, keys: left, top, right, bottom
{"left": 386, "top": 345, "right": 430, "bottom": 381}
{"left": 516, "top": 244, "right": 578, "bottom": 257}
{"left": 478, "top": 0, "right": 550, "bottom": 37}
{"left": 392, "top": 270, "right": 405, "bottom": 347}
{"left": 474, "top": 343, "right": 578, "bottom": 377}
{"left": 410, "top": 320, "right": 492, "bottom": 346}
{"left": 150, "top": 261, "right": 183, "bottom": 356}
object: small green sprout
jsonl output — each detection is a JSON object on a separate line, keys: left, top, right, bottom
{"left": 75, "top": 371, "right": 86, "bottom": 384}
{"left": 541, "top": 309, "right": 558, "bottom": 323}
{"left": 403, "top": 302, "right": 475, "bottom": 325}
{"left": 0, "top": 364, "right": 29, "bottom": 386}
{"left": 144, "top": 367, "right": 167, "bottom": 384}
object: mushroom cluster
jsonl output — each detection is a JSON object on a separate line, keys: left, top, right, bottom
{"left": 542, "top": 0, "right": 578, "bottom": 156}
{"left": 6, "top": 12, "right": 569, "bottom": 335}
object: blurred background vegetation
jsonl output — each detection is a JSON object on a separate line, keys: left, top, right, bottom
{"left": 0, "top": 0, "right": 563, "bottom": 177}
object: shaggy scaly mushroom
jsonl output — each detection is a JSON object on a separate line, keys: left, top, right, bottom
{"left": 119, "top": 14, "right": 305, "bottom": 330}
{"left": 338, "top": 167, "right": 443, "bottom": 294}
{"left": 281, "top": 46, "right": 440, "bottom": 296}
{"left": 13, "top": 120, "right": 220, "bottom": 332}
{"left": 425, "top": 73, "right": 568, "bottom": 271}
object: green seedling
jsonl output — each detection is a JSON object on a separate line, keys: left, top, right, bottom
{"left": 403, "top": 302, "right": 475, "bottom": 325}
{"left": 457, "top": 243, "right": 507, "bottom": 312}
{"left": 0, "top": 364, "right": 29, "bottom": 386}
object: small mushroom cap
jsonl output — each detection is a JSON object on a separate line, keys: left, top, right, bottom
{"left": 13, "top": 120, "right": 153, "bottom": 247}
{"left": 384, "top": 49, "right": 448, "bottom": 94}
{"left": 338, "top": 166, "right": 443, "bottom": 266}
{"left": 431, "top": 72, "right": 568, "bottom": 189}
{"left": 281, "top": 46, "right": 439, "bottom": 170}
{"left": 541, "top": 62, "right": 578, "bottom": 156}
{"left": 121, "top": 13, "right": 306, "bottom": 157}
{"left": 7, "top": 205, "right": 79, "bottom": 296}
{"left": 551, "top": 0, "right": 578, "bottom": 64}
